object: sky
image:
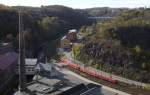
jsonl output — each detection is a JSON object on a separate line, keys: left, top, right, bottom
{"left": 0, "top": 0, "right": 150, "bottom": 9}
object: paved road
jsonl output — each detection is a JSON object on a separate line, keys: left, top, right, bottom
{"left": 63, "top": 52, "right": 146, "bottom": 87}
{"left": 55, "top": 62, "right": 131, "bottom": 95}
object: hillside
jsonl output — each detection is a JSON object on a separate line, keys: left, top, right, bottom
{"left": 74, "top": 9, "right": 150, "bottom": 83}
{"left": 0, "top": 4, "right": 92, "bottom": 58}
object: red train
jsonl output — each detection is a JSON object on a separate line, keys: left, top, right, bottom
{"left": 61, "top": 58, "right": 117, "bottom": 84}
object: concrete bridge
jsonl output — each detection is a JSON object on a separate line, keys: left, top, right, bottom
{"left": 88, "top": 16, "right": 115, "bottom": 21}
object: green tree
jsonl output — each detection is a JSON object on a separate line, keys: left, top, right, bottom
{"left": 72, "top": 44, "right": 83, "bottom": 59}
{"left": 38, "top": 17, "right": 69, "bottom": 40}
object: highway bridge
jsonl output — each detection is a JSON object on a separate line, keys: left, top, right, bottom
{"left": 88, "top": 16, "right": 115, "bottom": 21}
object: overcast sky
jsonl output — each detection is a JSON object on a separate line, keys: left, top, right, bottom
{"left": 0, "top": 0, "right": 150, "bottom": 8}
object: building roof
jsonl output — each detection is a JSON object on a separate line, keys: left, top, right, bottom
{"left": 25, "top": 58, "right": 37, "bottom": 66}
{"left": 0, "top": 43, "right": 13, "bottom": 54}
{"left": 81, "top": 87, "right": 102, "bottom": 95}
{"left": 35, "top": 63, "right": 57, "bottom": 71}
{"left": 28, "top": 76, "right": 62, "bottom": 94}
{"left": 35, "top": 63, "right": 61, "bottom": 77}
{"left": 0, "top": 43, "right": 9, "bottom": 46}
{"left": 27, "top": 82, "right": 51, "bottom": 93}
{"left": 14, "top": 91, "right": 30, "bottom": 95}
{"left": 58, "top": 84, "right": 89, "bottom": 95}
{"left": 35, "top": 63, "right": 53, "bottom": 71}
{"left": 61, "top": 36, "right": 67, "bottom": 40}
{"left": 37, "top": 76, "right": 61, "bottom": 86}
{"left": 58, "top": 83, "right": 103, "bottom": 95}
{"left": 0, "top": 52, "right": 18, "bottom": 70}
{"left": 68, "top": 29, "right": 77, "bottom": 33}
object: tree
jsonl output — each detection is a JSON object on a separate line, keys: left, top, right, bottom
{"left": 72, "top": 44, "right": 83, "bottom": 59}
{"left": 77, "top": 9, "right": 150, "bottom": 83}
{"left": 134, "top": 45, "right": 142, "bottom": 55}
{"left": 38, "top": 17, "right": 69, "bottom": 40}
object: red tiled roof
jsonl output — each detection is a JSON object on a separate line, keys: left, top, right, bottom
{"left": 0, "top": 52, "right": 18, "bottom": 70}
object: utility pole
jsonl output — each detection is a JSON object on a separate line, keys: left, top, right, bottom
{"left": 14, "top": 9, "right": 28, "bottom": 95}
{"left": 18, "top": 9, "right": 26, "bottom": 91}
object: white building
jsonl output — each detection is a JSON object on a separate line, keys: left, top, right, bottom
{"left": 15, "top": 58, "right": 37, "bottom": 75}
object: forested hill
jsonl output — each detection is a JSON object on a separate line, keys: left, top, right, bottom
{"left": 76, "top": 9, "right": 150, "bottom": 83}
{"left": 0, "top": 4, "right": 92, "bottom": 58}
{"left": 11, "top": 5, "right": 92, "bottom": 28}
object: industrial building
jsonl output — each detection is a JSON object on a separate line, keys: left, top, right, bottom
{"left": 0, "top": 43, "right": 18, "bottom": 94}
{"left": 60, "top": 29, "right": 79, "bottom": 51}
{"left": 58, "top": 83, "right": 103, "bottom": 95}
